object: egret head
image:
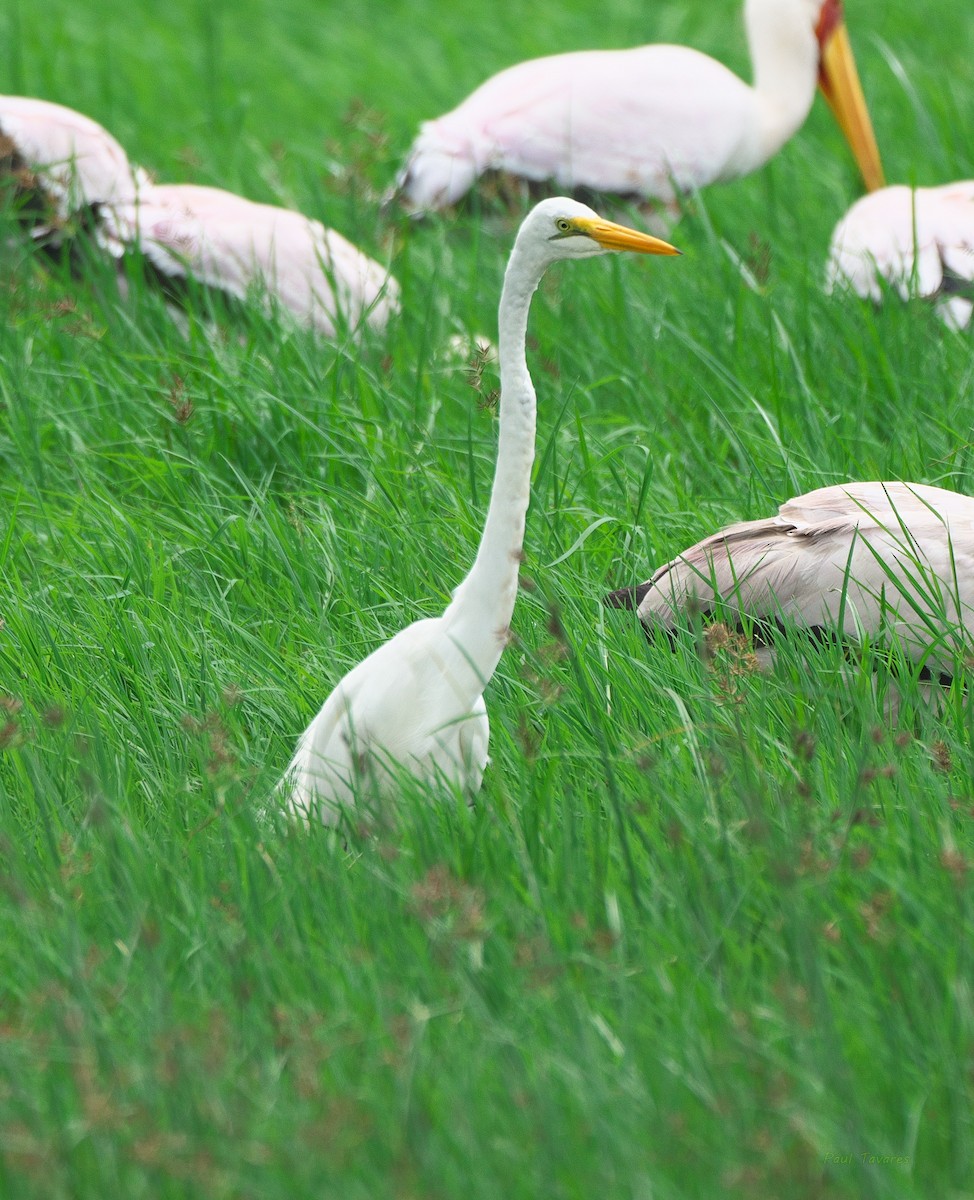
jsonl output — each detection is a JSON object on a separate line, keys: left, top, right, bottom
{"left": 515, "top": 197, "right": 680, "bottom": 267}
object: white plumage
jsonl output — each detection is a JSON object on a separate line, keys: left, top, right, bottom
{"left": 394, "top": 0, "right": 883, "bottom": 214}
{"left": 281, "top": 198, "right": 679, "bottom": 825}
{"left": 610, "top": 482, "right": 974, "bottom": 677}
{"left": 103, "top": 182, "right": 401, "bottom": 337}
{"left": 826, "top": 183, "right": 974, "bottom": 329}
{"left": 0, "top": 95, "right": 146, "bottom": 238}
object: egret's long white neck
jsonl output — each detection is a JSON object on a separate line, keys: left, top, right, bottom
{"left": 444, "top": 235, "right": 545, "bottom": 678}
{"left": 745, "top": 0, "right": 820, "bottom": 165}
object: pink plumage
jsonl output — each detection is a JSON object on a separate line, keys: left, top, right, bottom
{"left": 393, "top": 0, "right": 884, "bottom": 214}
{"left": 0, "top": 94, "right": 146, "bottom": 238}
{"left": 610, "top": 482, "right": 974, "bottom": 676}
{"left": 105, "top": 183, "right": 400, "bottom": 337}
{"left": 827, "top": 183, "right": 974, "bottom": 328}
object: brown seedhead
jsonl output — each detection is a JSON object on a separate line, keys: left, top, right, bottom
{"left": 745, "top": 231, "right": 772, "bottom": 286}
{"left": 859, "top": 890, "right": 893, "bottom": 940}
{"left": 932, "top": 740, "right": 952, "bottom": 772}
{"left": 166, "top": 375, "right": 195, "bottom": 424}
{"left": 940, "top": 849, "right": 968, "bottom": 879}
{"left": 410, "top": 865, "right": 485, "bottom": 942}
{"left": 793, "top": 729, "right": 816, "bottom": 760}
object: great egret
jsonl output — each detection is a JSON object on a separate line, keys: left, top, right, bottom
{"left": 103, "top": 182, "right": 401, "bottom": 337}
{"left": 281, "top": 197, "right": 679, "bottom": 824}
{"left": 608, "top": 482, "right": 974, "bottom": 679}
{"left": 826, "top": 182, "right": 974, "bottom": 329}
{"left": 392, "top": 0, "right": 884, "bottom": 215}
{"left": 0, "top": 95, "right": 146, "bottom": 241}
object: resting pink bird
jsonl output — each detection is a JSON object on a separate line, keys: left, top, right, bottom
{"left": 826, "top": 182, "right": 974, "bottom": 329}
{"left": 393, "top": 0, "right": 884, "bottom": 215}
{"left": 0, "top": 95, "right": 146, "bottom": 239}
{"left": 104, "top": 183, "right": 400, "bottom": 337}
{"left": 609, "top": 482, "right": 974, "bottom": 680}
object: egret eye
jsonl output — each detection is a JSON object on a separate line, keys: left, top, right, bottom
{"left": 555, "top": 218, "right": 572, "bottom": 233}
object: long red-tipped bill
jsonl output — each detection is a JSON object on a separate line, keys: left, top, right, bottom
{"left": 817, "top": 5, "right": 885, "bottom": 192}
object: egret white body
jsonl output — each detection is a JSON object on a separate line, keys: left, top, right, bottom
{"left": 281, "top": 198, "right": 679, "bottom": 824}
{"left": 0, "top": 95, "right": 146, "bottom": 236}
{"left": 394, "top": 0, "right": 883, "bottom": 214}
{"left": 104, "top": 183, "right": 400, "bottom": 337}
{"left": 609, "top": 482, "right": 974, "bottom": 677}
{"left": 826, "top": 182, "right": 974, "bottom": 329}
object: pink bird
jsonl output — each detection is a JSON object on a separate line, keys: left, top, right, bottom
{"left": 104, "top": 183, "right": 401, "bottom": 337}
{"left": 826, "top": 182, "right": 974, "bottom": 329}
{"left": 609, "top": 482, "right": 974, "bottom": 681}
{"left": 392, "top": 0, "right": 884, "bottom": 215}
{"left": 0, "top": 95, "right": 146, "bottom": 241}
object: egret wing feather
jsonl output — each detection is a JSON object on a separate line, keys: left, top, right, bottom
{"left": 284, "top": 617, "right": 491, "bottom": 824}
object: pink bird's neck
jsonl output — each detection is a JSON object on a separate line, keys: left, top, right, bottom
{"left": 744, "top": 0, "right": 821, "bottom": 163}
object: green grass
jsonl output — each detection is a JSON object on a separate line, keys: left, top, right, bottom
{"left": 2, "top": 0, "right": 974, "bottom": 1196}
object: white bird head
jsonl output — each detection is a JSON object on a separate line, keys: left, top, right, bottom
{"left": 513, "top": 197, "right": 681, "bottom": 267}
